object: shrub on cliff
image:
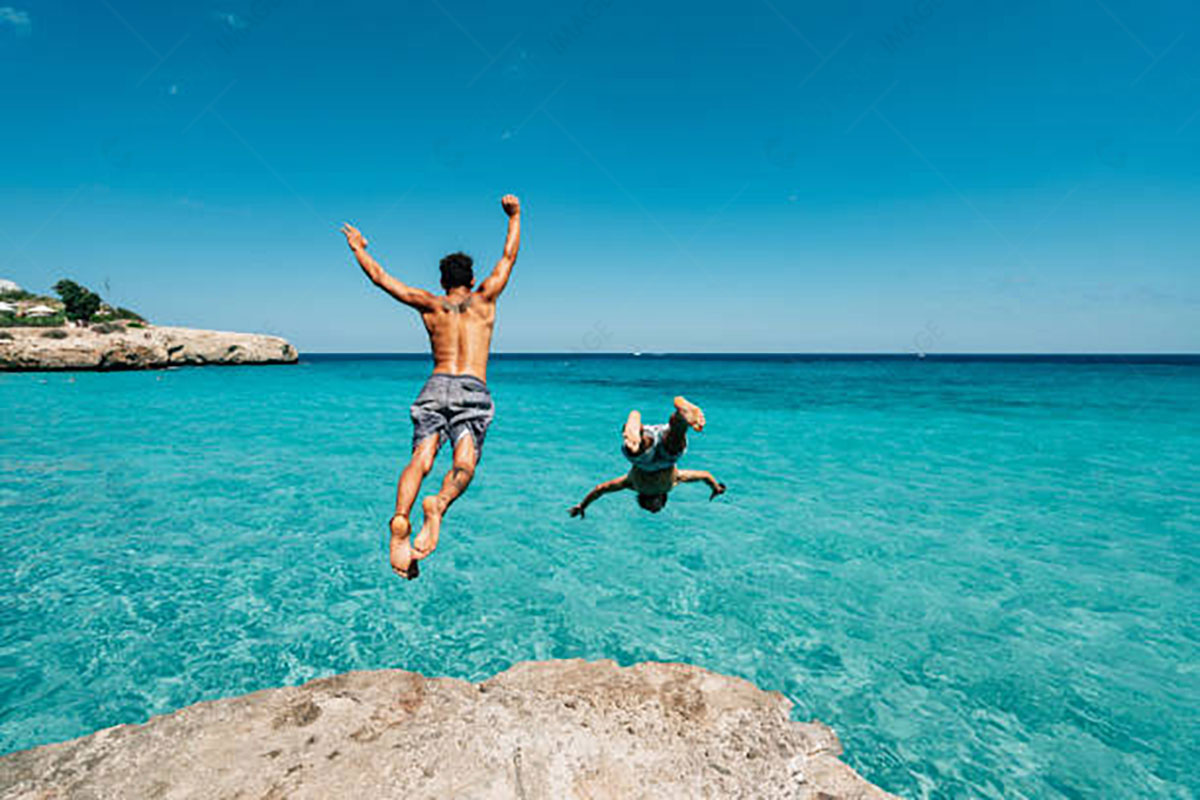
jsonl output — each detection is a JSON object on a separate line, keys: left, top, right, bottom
{"left": 91, "top": 322, "right": 125, "bottom": 334}
{"left": 41, "top": 329, "right": 69, "bottom": 339}
{"left": 95, "top": 306, "right": 146, "bottom": 323}
{"left": 0, "top": 311, "right": 65, "bottom": 328}
{"left": 53, "top": 280, "right": 102, "bottom": 324}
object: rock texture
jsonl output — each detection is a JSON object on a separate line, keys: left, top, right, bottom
{"left": 0, "top": 660, "right": 894, "bottom": 800}
{"left": 0, "top": 325, "right": 297, "bottom": 371}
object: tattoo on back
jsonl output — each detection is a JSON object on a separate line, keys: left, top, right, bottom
{"left": 441, "top": 297, "right": 472, "bottom": 313}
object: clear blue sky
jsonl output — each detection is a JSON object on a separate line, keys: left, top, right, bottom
{"left": 1, "top": 0, "right": 1197, "bottom": 352}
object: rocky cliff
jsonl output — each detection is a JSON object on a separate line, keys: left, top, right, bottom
{"left": 0, "top": 325, "right": 297, "bottom": 371}
{"left": 0, "top": 660, "right": 895, "bottom": 799}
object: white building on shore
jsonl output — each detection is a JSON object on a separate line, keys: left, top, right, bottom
{"left": 23, "top": 304, "right": 58, "bottom": 318}
{"left": 0, "top": 278, "right": 22, "bottom": 294}
{"left": 0, "top": 300, "right": 17, "bottom": 314}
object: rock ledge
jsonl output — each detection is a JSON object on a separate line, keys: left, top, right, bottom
{"left": 0, "top": 659, "right": 895, "bottom": 799}
{"left": 0, "top": 325, "right": 297, "bottom": 371}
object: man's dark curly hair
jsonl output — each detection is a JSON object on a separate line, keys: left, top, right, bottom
{"left": 439, "top": 252, "right": 474, "bottom": 290}
{"left": 637, "top": 493, "right": 668, "bottom": 513}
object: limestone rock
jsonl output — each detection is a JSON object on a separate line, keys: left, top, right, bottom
{"left": 0, "top": 660, "right": 895, "bottom": 799}
{"left": 0, "top": 325, "right": 297, "bottom": 371}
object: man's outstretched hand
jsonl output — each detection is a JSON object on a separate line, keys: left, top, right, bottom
{"left": 501, "top": 194, "right": 520, "bottom": 217}
{"left": 709, "top": 482, "right": 727, "bottom": 501}
{"left": 341, "top": 223, "right": 368, "bottom": 251}
{"left": 568, "top": 504, "right": 585, "bottom": 519}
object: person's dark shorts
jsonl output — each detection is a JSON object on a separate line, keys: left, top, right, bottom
{"left": 410, "top": 373, "right": 495, "bottom": 456}
{"left": 622, "top": 423, "right": 684, "bottom": 472}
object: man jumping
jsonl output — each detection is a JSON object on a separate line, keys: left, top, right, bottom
{"left": 569, "top": 396, "right": 726, "bottom": 518}
{"left": 341, "top": 194, "right": 521, "bottom": 580}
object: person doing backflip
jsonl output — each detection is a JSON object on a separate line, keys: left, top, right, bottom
{"left": 569, "top": 396, "right": 726, "bottom": 518}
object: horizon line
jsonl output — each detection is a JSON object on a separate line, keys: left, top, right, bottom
{"left": 298, "top": 351, "right": 1200, "bottom": 359}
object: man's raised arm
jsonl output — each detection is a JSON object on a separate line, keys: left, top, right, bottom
{"left": 478, "top": 194, "right": 521, "bottom": 301}
{"left": 341, "top": 223, "right": 436, "bottom": 311}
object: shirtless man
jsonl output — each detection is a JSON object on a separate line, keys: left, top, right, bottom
{"left": 341, "top": 194, "right": 520, "bottom": 579}
{"left": 569, "top": 396, "right": 726, "bottom": 518}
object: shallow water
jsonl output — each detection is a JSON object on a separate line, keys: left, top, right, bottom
{"left": 1, "top": 355, "right": 1197, "bottom": 798}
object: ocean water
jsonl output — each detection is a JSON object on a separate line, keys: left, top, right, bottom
{"left": 1, "top": 355, "right": 1197, "bottom": 798}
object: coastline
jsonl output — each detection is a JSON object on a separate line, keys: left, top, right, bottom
{"left": 0, "top": 659, "right": 895, "bottom": 799}
{"left": 0, "top": 325, "right": 298, "bottom": 371}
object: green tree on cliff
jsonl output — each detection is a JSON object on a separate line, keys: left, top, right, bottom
{"left": 53, "top": 279, "right": 102, "bottom": 324}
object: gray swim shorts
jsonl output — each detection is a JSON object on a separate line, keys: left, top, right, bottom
{"left": 410, "top": 373, "right": 495, "bottom": 455}
{"left": 622, "top": 423, "right": 684, "bottom": 472}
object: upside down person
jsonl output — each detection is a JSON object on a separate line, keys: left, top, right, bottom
{"left": 570, "top": 396, "right": 726, "bottom": 518}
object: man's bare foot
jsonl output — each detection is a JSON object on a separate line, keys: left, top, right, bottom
{"left": 623, "top": 410, "right": 643, "bottom": 452}
{"left": 673, "top": 396, "right": 706, "bottom": 431}
{"left": 413, "top": 496, "right": 445, "bottom": 560}
{"left": 389, "top": 515, "right": 419, "bottom": 580}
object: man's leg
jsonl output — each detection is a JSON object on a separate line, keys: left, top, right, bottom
{"left": 413, "top": 434, "right": 478, "bottom": 560}
{"left": 623, "top": 409, "right": 643, "bottom": 452}
{"left": 663, "top": 395, "right": 705, "bottom": 454}
{"left": 390, "top": 434, "right": 440, "bottom": 578}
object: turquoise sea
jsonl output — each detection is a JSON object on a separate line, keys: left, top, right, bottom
{"left": 1, "top": 355, "right": 1197, "bottom": 798}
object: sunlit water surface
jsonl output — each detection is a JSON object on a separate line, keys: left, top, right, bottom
{"left": 1, "top": 355, "right": 1197, "bottom": 799}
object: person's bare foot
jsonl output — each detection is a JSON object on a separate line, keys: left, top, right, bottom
{"left": 623, "top": 410, "right": 643, "bottom": 452}
{"left": 389, "top": 515, "right": 419, "bottom": 580}
{"left": 413, "top": 496, "right": 445, "bottom": 560}
{"left": 673, "top": 396, "right": 705, "bottom": 431}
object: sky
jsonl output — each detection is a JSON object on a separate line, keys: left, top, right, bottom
{"left": 1, "top": 0, "right": 1198, "bottom": 353}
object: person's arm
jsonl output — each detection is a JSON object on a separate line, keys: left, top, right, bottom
{"left": 478, "top": 194, "right": 521, "bottom": 301}
{"left": 341, "top": 223, "right": 437, "bottom": 311}
{"left": 568, "top": 474, "right": 629, "bottom": 518}
{"left": 676, "top": 469, "right": 727, "bottom": 500}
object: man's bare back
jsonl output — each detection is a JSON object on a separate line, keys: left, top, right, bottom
{"left": 421, "top": 286, "right": 498, "bottom": 382}
{"left": 341, "top": 194, "right": 521, "bottom": 580}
